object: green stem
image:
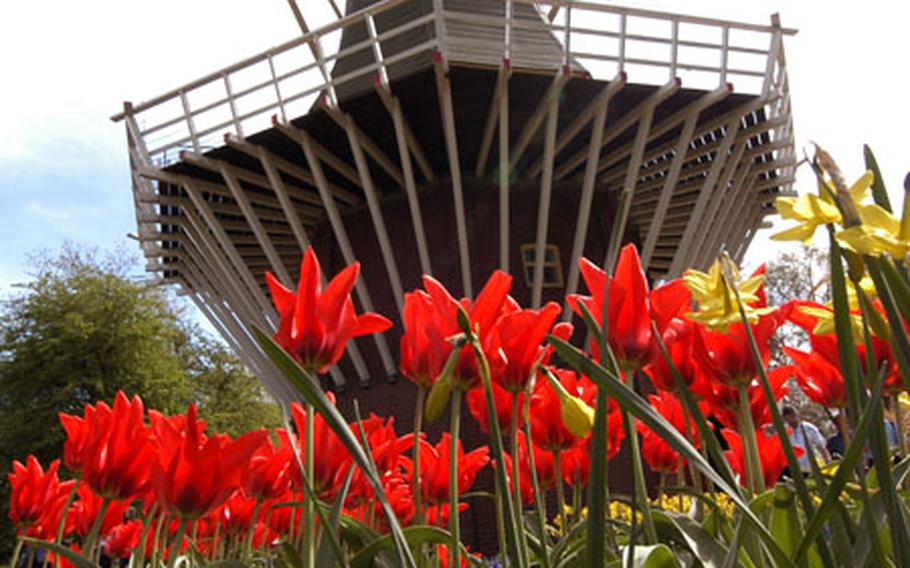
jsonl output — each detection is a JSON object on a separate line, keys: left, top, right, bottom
{"left": 166, "top": 519, "right": 188, "bottom": 568}
{"left": 449, "top": 389, "right": 462, "bottom": 568}
{"left": 621, "top": 399, "right": 657, "bottom": 544}
{"left": 82, "top": 496, "right": 111, "bottom": 560}
{"left": 509, "top": 392, "right": 531, "bottom": 564}
{"left": 494, "top": 481, "right": 509, "bottom": 563}
{"left": 895, "top": 396, "right": 907, "bottom": 459}
{"left": 243, "top": 500, "right": 262, "bottom": 560}
{"left": 304, "top": 403, "right": 315, "bottom": 568}
{"left": 413, "top": 385, "right": 426, "bottom": 525}
{"left": 468, "top": 336, "right": 526, "bottom": 568}
{"left": 133, "top": 503, "right": 158, "bottom": 568}
{"left": 46, "top": 479, "right": 79, "bottom": 568}
{"left": 151, "top": 511, "right": 167, "bottom": 568}
{"left": 588, "top": 390, "right": 609, "bottom": 567}
{"left": 523, "top": 418, "right": 551, "bottom": 568}
{"left": 736, "top": 383, "right": 763, "bottom": 495}
{"left": 553, "top": 451, "right": 567, "bottom": 538}
{"left": 10, "top": 537, "right": 24, "bottom": 568}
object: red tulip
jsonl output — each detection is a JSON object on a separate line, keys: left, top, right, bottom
{"left": 266, "top": 247, "right": 392, "bottom": 374}
{"left": 400, "top": 290, "right": 448, "bottom": 388}
{"left": 785, "top": 300, "right": 904, "bottom": 395}
{"left": 150, "top": 404, "right": 268, "bottom": 519}
{"left": 415, "top": 434, "right": 489, "bottom": 505}
{"left": 66, "top": 484, "right": 130, "bottom": 539}
{"left": 783, "top": 342, "right": 846, "bottom": 409}
{"left": 218, "top": 491, "right": 259, "bottom": 536}
{"left": 7, "top": 456, "right": 75, "bottom": 538}
{"left": 420, "top": 271, "right": 513, "bottom": 389}
{"left": 649, "top": 279, "right": 692, "bottom": 332}
{"left": 466, "top": 382, "right": 521, "bottom": 435}
{"left": 105, "top": 520, "right": 143, "bottom": 559}
{"left": 80, "top": 392, "right": 154, "bottom": 502}
{"left": 558, "top": 415, "right": 625, "bottom": 488}
{"left": 59, "top": 404, "right": 96, "bottom": 475}
{"left": 643, "top": 318, "right": 708, "bottom": 395}
{"left": 693, "top": 313, "right": 781, "bottom": 389}
{"left": 529, "top": 369, "right": 594, "bottom": 452}
{"left": 492, "top": 302, "right": 569, "bottom": 393}
{"left": 285, "top": 397, "right": 354, "bottom": 500}
{"left": 703, "top": 367, "right": 790, "bottom": 430}
{"left": 567, "top": 245, "right": 652, "bottom": 370}
{"left": 242, "top": 438, "right": 293, "bottom": 502}
{"left": 636, "top": 392, "right": 700, "bottom": 474}
{"left": 722, "top": 428, "right": 802, "bottom": 490}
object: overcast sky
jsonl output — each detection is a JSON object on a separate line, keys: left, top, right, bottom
{"left": 1, "top": 1, "right": 908, "bottom": 301}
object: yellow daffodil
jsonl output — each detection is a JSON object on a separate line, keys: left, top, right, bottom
{"left": 684, "top": 257, "right": 774, "bottom": 332}
{"left": 545, "top": 370, "right": 595, "bottom": 438}
{"left": 836, "top": 199, "right": 910, "bottom": 259}
{"left": 797, "top": 303, "right": 866, "bottom": 342}
{"left": 845, "top": 275, "right": 877, "bottom": 310}
{"left": 772, "top": 171, "right": 874, "bottom": 244}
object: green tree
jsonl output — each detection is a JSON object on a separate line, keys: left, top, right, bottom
{"left": 763, "top": 246, "right": 835, "bottom": 434}
{"left": 0, "top": 245, "right": 280, "bottom": 555}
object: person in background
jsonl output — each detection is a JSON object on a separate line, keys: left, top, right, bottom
{"left": 782, "top": 405, "right": 830, "bottom": 469}
{"left": 825, "top": 411, "right": 846, "bottom": 460}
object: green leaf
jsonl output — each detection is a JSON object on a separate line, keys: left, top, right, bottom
{"left": 548, "top": 336, "right": 799, "bottom": 568}
{"left": 348, "top": 526, "right": 482, "bottom": 568}
{"left": 795, "top": 366, "right": 886, "bottom": 560}
{"left": 653, "top": 511, "right": 729, "bottom": 567}
{"left": 252, "top": 327, "right": 416, "bottom": 568}
{"left": 769, "top": 485, "right": 800, "bottom": 558}
{"left": 878, "top": 257, "right": 910, "bottom": 329}
{"left": 315, "top": 467, "right": 355, "bottom": 568}
{"left": 864, "top": 145, "right": 892, "bottom": 213}
{"left": 606, "top": 544, "right": 679, "bottom": 567}
{"left": 21, "top": 539, "right": 96, "bottom": 568}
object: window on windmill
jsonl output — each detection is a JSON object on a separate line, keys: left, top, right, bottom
{"left": 520, "top": 244, "right": 564, "bottom": 288}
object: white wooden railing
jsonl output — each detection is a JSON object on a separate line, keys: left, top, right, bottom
{"left": 113, "top": 0, "right": 795, "bottom": 169}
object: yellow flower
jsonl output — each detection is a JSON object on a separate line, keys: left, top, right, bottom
{"left": 684, "top": 257, "right": 774, "bottom": 332}
{"left": 545, "top": 371, "right": 595, "bottom": 439}
{"left": 797, "top": 303, "right": 866, "bottom": 342}
{"left": 772, "top": 171, "right": 873, "bottom": 244}
{"left": 836, "top": 199, "right": 910, "bottom": 259}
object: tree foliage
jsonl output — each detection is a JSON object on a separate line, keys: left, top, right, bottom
{"left": 0, "top": 245, "right": 280, "bottom": 553}
{"left": 763, "top": 246, "right": 835, "bottom": 434}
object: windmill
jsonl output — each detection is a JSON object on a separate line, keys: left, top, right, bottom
{"left": 113, "top": 0, "right": 794, "bottom": 432}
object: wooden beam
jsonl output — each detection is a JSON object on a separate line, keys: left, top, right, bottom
{"left": 375, "top": 84, "right": 434, "bottom": 276}
{"left": 499, "top": 63, "right": 511, "bottom": 273}
{"left": 562, "top": 81, "right": 613, "bottom": 320}
{"left": 641, "top": 85, "right": 731, "bottom": 268}
{"left": 667, "top": 111, "right": 744, "bottom": 277}
{"left": 375, "top": 81, "right": 435, "bottom": 182}
{"left": 510, "top": 66, "right": 571, "bottom": 172}
{"left": 530, "top": 95, "right": 560, "bottom": 308}
{"left": 323, "top": 100, "right": 405, "bottom": 188}
{"left": 526, "top": 72, "right": 626, "bottom": 179}
{"left": 604, "top": 84, "right": 665, "bottom": 272}
{"left": 219, "top": 165, "right": 293, "bottom": 284}
{"left": 475, "top": 61, "right": 511, "bottom": 177}
{"left": 556, "top": 78, "right": 680, "bottom": 180}
{"left": 341, "top": 113, "right": 406, "bottom": 316}
{"left": 434, "top": 52, "right": 473, "bottom": 297}
{"left": 225, "top": 134, "right": 361, "bottom": 206}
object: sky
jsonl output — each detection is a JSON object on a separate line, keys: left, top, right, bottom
{"left": 1, "top": 1, "right": 908, "bottom": 305}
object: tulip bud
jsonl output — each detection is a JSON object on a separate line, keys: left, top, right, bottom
{"left": 425, "top": 374, "right": 452, "bottom": 424}
{"left": 545, "top": 370, "right": 595, "bottom": 439}
{"left": 456, "top": 305, "right": 472, "bottom": 335}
